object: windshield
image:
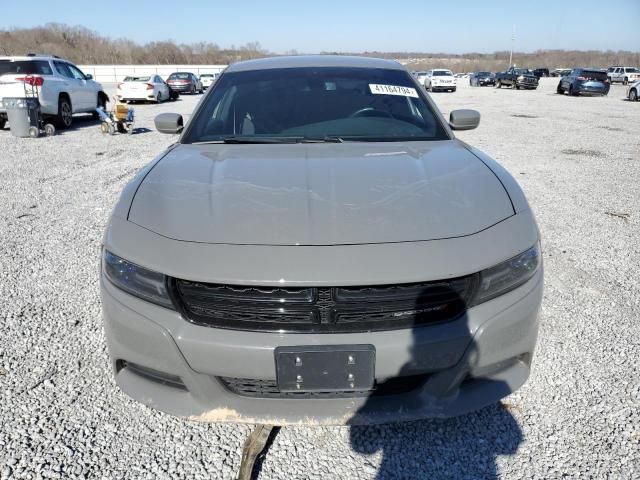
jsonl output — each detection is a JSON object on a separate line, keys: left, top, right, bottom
{"left": 183, "top": 67, "right": 449, "bottom": 144}
{"left": 433, "top": 70, "right": 453, "bottom": 76}
{"left": 0, "top": 60, "right": 53, "bottom": 75}
{"left": 124, "top": 76, "right": 150, "bottom": 82}
{"left": 625, "top": 68, "right": 639, "bottom": 73}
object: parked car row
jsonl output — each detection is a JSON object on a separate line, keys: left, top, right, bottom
{"left": 118, "top": 71, "right": 219, "bottom": 103}
{"left": 0, "top": 54, "right": 107, "bottom": 129}
{"left": 0, "top": 54, "right": 225, "bottom": 130}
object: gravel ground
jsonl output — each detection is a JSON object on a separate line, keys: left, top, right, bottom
{"left": 1, "top": 78, "right": 638, "bottom": 479}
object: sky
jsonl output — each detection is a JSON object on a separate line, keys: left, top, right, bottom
{"left": 1, "top": 0, "right": 639, "bottom": 54}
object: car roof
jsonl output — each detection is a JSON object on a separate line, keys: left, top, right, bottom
{"left": 225, "top": 55, "right": 404, "bottom": 73}
{"left": 0, "top": 55, "right": 65, "bottom": 62}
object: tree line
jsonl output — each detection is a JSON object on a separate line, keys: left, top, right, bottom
{"left": 1, "top": 24, "right": 638, "bottom": 72}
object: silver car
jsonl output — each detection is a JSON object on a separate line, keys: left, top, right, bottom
{"left": 101, "top": 56, "right": 543, "bottom": 425}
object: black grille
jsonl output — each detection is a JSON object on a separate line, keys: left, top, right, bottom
{"left": 170, "top": 275, "right": 477, "bottom": 333}
{"left": 218, "top": 375, "right": 430, "bottom": 398}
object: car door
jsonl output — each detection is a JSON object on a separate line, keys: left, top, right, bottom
{"left": 53, "top": 61, "right": 84, "bottom": 111}
{"left": 66, "top": 63, "right": 96, "bottom": 110}
{"left": 613, "top": 68, "right": 622, "bottom": 82}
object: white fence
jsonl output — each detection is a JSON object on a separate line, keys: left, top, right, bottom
{"left": 77, "top": 64, "right": 228, "bottom": 83}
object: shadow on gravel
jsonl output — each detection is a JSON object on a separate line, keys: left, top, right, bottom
{"left": 350, "top": 401, "right": 521, "bottom": 479}
{"left": 349, "top": 286, "right": 523, "bottom": 479}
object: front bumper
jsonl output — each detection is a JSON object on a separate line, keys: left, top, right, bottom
{"left": 101, "top": 264, "right": 542, "bottom": 425}
{"left": 430, "top": 84, "right": 457, "bottom": 91}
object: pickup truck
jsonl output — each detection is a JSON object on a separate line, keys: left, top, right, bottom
{"left": 495, "top": 67, "right": 539, "bottom": 90}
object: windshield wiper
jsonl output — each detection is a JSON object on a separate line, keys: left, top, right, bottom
{"left": 301, "top": 136, "right": 344, "bottom": 143}
{"left": 221, "top": 136, "right": 305, "bottom": 144}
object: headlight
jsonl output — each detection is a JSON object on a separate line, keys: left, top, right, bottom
{"left": 517, "top": 75, "right": 524, "bottom": 80}
{"left": 102, "top": 250, "right": 174, "bottom": 309}
{"left": 471, "top": 243, "right": 541, "bottom": 306}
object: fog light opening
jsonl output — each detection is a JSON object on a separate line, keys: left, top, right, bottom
{"left": 118, "top": 360, "right": 187, "bottom": 391}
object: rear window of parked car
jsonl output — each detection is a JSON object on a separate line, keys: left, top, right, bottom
{"left": 169, "top": 73, "right": 191, "bottom": 80}
{"left": 0, "top": 60, "right": 53, "bottom": 75}
{"left": 433, "top": 71, "right": 453, "bottom": 76}
{"left": 124, "top": 76, "right": 151, "bottom": 82}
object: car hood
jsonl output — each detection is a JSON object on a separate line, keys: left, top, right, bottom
{"left": 127, "top": 141, "right": 514, "bottom": 246}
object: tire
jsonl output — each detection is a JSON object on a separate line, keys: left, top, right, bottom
{"left": 496, "top": 80, "right": 502, "bottom": 88}
{"left": 623, "top": 77, "right": 628, "bottom": 85}
{"left": 0, "top": 117, "right": 5, "bottom": 130}
{"left": 100, "top": 122, "right": 109, "bottom": 134}
{"left": 44, "top": 123, "right": 55, "bottom": 137}
{"left": 28, "top": 126, "right": 39, "bottom": 138}
{"left": 156, "top": 92, "right": 162, "bottom": 104}
{"left": 630, "top": 89, "right": 638, "bottom": 101}
{"left": 55, "top": 96, "right": 73, "bottom": 129}
{"left": 127, "top": 124, "right": 134, "bottom": 135}
{"left": 557, "top": 83, "right": 564, "bottom": 94}
{"left": 117, "top": 122, "right": 127, "bottom": 134}
{"left": 569, "top": 85, "right": 576, "bottom": 96}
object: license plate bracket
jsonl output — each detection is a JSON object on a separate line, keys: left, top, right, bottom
{"left": 275, "top": 345, "right": 375, "bottom": 392}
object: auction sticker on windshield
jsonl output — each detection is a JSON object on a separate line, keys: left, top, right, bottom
{"left": 369, "top": 84, "right": 419, "bottom": 98}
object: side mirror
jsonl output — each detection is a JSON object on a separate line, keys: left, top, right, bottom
{"left": 155, "top": 113, "right": 184, "bottom": 134}
{"left": 449, "top": 109, "right": 480, "bottom": 131}
{"left": 85, "top": 74, "right": 93, "bottom": 80}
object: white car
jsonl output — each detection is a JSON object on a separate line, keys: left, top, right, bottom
{"left": 608, "top": 66, "right": 640, "bottom": 85}
{"left": 199, "top": 73, "right": 219, "bottom": 89}
{"left": 117, "top": 75, "right": 170, "bottom": 103}
{"left": 424, "top": 69, "right": 457, "bottom": 92}
{"left": 0, "top": 55, "right": 107, "bottom": 129}
{"left": 627, "top": 79, "right": 640, "bottom": 101}
{"left": 415, "top": 71, "right": 428, "bottom": 85}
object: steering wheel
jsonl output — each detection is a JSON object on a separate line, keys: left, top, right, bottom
{"left": 349, "top": 107, "right": 392, "bottom": 118}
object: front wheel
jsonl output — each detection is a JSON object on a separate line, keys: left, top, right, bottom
{"left": 556, "top": 83, "right": 564, "bottom": 94}
{"left": 496, "top": 80, "right": 502, "bottom": 88}
{"left": 623, "top": 77, "right": 628, "bottom": 85}
{"left": 0, "top": 117, "right": 6, "bottom": 130}
{"left": 630, "top": 88, "right": 638, "bottom": 101}
{"left": 156, "top": 92, "right": 162, "bottom": 104}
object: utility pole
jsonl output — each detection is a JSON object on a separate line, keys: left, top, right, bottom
{"left": 509, "top": 24, "right": 516, "bottom": 67}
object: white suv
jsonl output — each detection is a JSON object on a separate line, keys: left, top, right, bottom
{"left": 608, "top": 66, "right": 640, "bottom": 85}
{"left": 424, "top": 69, "right": 457, "bottom": 92}
{"left": 0, "top": 55, "right": 107, "bottom": 129}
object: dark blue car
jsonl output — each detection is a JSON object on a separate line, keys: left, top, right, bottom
{"left": 556, "top": 68, "right": 610, "bottom": 96}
